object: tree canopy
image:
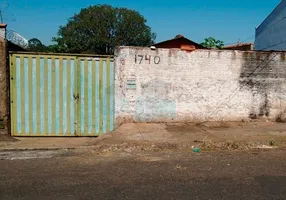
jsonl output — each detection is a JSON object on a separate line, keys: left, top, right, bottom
{"left": 201, "top": 37, "right": 224, "bottom": 49}
{"left": 28, "top": 38, "right": 46, "bottom": 52}
{"left": 52, "top": 5, "right": 156, "bottom": 54}
{"left": 27, "top": 38, "right": 61, "bottom": 53}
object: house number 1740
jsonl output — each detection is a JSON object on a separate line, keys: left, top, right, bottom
{"left": 135, "top": 55, "right": 161, "bottom": 64}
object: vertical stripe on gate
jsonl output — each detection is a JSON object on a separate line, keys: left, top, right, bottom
{"left": 24, "top": 57, "right": 29, "bottom": 134}
{"left": 37, "top": 57, "right": 42, "bottom": 134}
{"left": 76, "top": 58, "right": 80, "bottom": 135}
{"left": 84, "top": 60, "right": 89, "bottom": 135}
{"left": 20, "top": 57, "right": 25, "bottom": 134}
{"left": 47, "top": 59, "right": 52, "bottom": 134}
{"left": 66, "top": 59, "right": 71, "bottom": 134}
{"left": 51, "top": 58, "right": 56, "bottom": 134}
{"left": 110, "top": 61, "right": 114, "bottom": 131}
{"left": 63, "top": 59, "right": 67, "bottom": 134}
{"left": 37, "top": 57, "right": 44, "bottom": 134}
{"left": 10, "top": 56, "right": 15, "bottom": 134}
{"left": 28, "top": 57, "right": 33, "bottom": 134}
{"left": 102, "top": 60, "right": 107, "bottom": 133}
{"left": 55, "top": 59, "right": 60, "bottom": 134}
{"left": 80, "top": 60, "right": 85, "bottom": 134}
{"left": 59, "top": 59, "right": 64, "bottom": 134}
{"left": 48, "top": 58, "right": 55, "bottom": 134}
{"left": 88, "top": 60, "right": 92, "bottom": 134}
{"left": 92, "top": 60, "right": 96, "bottom": 134}
{"left": 60, "top": 59, "right": 65, "bottom": 134}
{"left": 99, "top": 59, "right": 103, "bottom": 133}
{"left": 16, "top": 57, "right": 21, "bottom": 134}
{"left": 106, "top": 59, "right": 111, "bottom": 132}
{"left": 41, "top": 58, "right": 50, "bottom": 134}
{"left": 70, "top": 59, "right": 75, "bottom": 134}
{"left": 32, "top": 58, "right": 37, "bottom": 133}
{"left": 95, "top": 59, "right": 100, "bottom": 134}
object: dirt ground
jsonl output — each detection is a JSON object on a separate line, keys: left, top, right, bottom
{"left": 1, "top": 121, "right": 286, "bottom": 152}
{"left": 88, "top": 121, "right": 286, "bottom": 152}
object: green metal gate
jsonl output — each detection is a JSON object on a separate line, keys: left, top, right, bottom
{"left": 10, "top": 53, "right": 114, "bottom": 136}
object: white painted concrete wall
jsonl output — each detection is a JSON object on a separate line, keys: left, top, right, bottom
{"left": 115, "top": 47, "right": 286, "bottom": 125}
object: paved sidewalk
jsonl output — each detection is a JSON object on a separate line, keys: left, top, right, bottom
{"left": 1, "top": 121, "right": 286, "bottom": 151}
{"left": 0, "top": 136, "right": 98, "bottom": 150}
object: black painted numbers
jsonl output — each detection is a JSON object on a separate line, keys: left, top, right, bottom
{"left": 135, "top": 55, "right": 161, "bottom": 64}
{"left": 154, "top": 56, "right": 160, "bottom": 64}
{"left": 145, "top": 55, "right": 151, "bottom": 64}
{"left": 135, "top": 55, "right": 144, "bottom": 64}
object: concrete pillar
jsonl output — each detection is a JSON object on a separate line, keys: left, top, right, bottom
{"left": 0, "top": 24, "right": 7, "bottom": 129}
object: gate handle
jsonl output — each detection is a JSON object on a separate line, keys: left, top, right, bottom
{"left": 73, "top": 94, "right": 80, "bottom": 100}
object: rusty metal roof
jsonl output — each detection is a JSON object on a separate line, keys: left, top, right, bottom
{"left": 153, "top": 35, "right": 206, "bottom": 49}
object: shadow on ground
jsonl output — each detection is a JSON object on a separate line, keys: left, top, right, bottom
{"left": 0, "top": 134, "right": 18, "bottom": 142}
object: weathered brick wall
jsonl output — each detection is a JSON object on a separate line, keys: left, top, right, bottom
{"left": 0, "top": 34, "right": 7, "bottom": 129}
{"left": 114, "top": 46, "right": 286, "bottom": 126}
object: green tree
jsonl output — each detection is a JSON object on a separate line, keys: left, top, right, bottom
{"left": 28, "top": 38, "right": 65, "bottom": 53}
{"left": 45, "top": 44, "right": 65, "bottom": 53}
{"left": 53, "top": 5, "right": 156, "bottom": 54}
{"left": 28, "top": 38, "right": 47, "bottom": 52}
{"left": 201, "top": 37, "right": 224, "bottom": 49}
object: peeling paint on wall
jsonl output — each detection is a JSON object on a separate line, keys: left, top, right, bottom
{"left": 134, "top": 78, "right": 176, "bottom": 122}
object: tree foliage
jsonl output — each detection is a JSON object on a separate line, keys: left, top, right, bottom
{"left": 28, "top": 38, "right": 46, "bottom": 52}
{"left": 52, "top": 5, "right": 156, "bottom": 54}
{"left": 201, "top": 37, "right": 224, "bottom": 49}
{"left": 28, "top": 38, "right": 62, "bottom": 53}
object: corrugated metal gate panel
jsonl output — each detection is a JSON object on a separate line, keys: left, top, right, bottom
{"left": 10, "top": 53, "right": 114, "bottom": 136}
{"left": 77, "top": 57, "right": 114, "bottom": 135}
